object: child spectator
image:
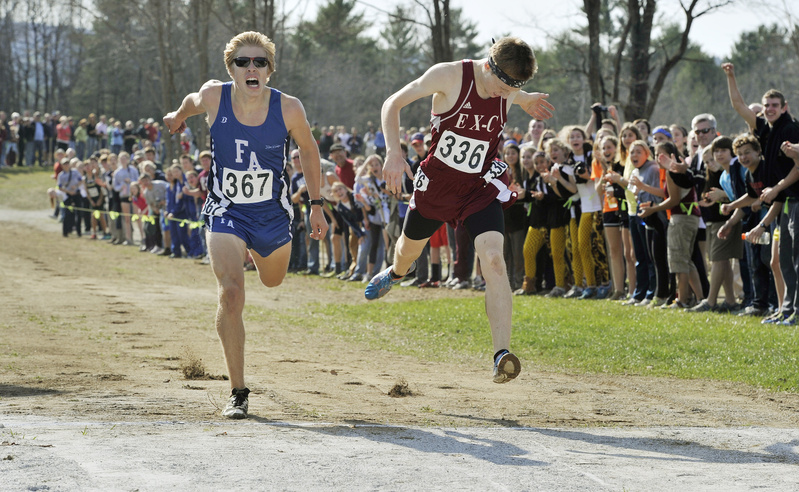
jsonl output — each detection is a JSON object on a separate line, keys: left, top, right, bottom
{"left": 595, "top": 135, "right": 633, "bottom": 300}
{"left": 628, "top": 140, "right": 666, "bottom": 306}
{"left": 165, "top": 164, "right": 200, "bottom": 258}
{"left": 85, "top": 157, "right": 107, "bottom": 239}
{"left": 639, "top": 142, "right": 704, "bottom": 309}
{"left": 690, "top": 144, "right": 741, "bottom": 312}
{"left": 130, "top": 181, "right": 149, "bottom": 251}
{"left": 113, "top": 151, "right": 139, "bottom": 246}
{"left": 721, "top": 134, "right": 780, "bottom": 317}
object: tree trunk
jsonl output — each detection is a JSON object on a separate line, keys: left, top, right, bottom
{"left": 645, "top": 0, "right": 698, "bottom": 117}
{"left": 151, "top": 0, "right": 178, "bottom": 161}
{"left": 430, "top": 0, "right": 452, "bottom": 63}
{"left": 190, "top": 0, "right": 213, "bottom": 153}
{"left": 584, "top": 0, "right": 602, "bottom": 103}
{"left": 262, "top": 0, "right": 275, "bottom": 37}
{"left": 612, "top": 15, "right": 631, "bottom": 103}
{"left": 624, "top": 0, "right": 656, "bottom": 121}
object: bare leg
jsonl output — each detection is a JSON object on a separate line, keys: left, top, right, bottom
{"left": 474, "top": 231, "right": 511, "bottom": 353}
{"left": 208, "top": 231, "right": 249, "bottom": 390}
{"left": 251, "top": 241, "right": 292, "bottom": 287}
{"left": 621, "top": 227, "right": 636, "bottom": 294}
{"left": 348, "top": 231, "right": 359, "bottom": 274}
{"left": 689, "top": 264, "right": 704, "bottom": 300}
{"left": 332, "top": 233, "right": 343, "bottom": 268}
{"left": 392, "top": 232, "right": 429, "bottom": 276}
{"left": 771, "top": 236, "right": 785, "bottom": 307}
{"left": 677, "top": 272, "right": 691, "bottom": 304}
{"left": 721, "top": 259, "right": 737, "bottom": 305}
{"left": 605, "top": 226, "right": 625, "bottom": 294}
{"left": 707, "top": 260, "right": 729, "bottom": 307}
{"left": 121, "top": 202, "right": 132, "bottom": 242}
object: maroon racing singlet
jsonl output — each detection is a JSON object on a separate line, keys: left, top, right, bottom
{"left": 410, "top": 60, "right": 517, "bottom": 225}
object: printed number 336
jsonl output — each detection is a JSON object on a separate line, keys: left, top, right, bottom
{"left": 434, "top": 130, "right": 487, "bottom": 174}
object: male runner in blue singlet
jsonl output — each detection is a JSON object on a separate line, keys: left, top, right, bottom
{"left": 368, "top": 37, "right": 554, "bottom": 384}
{"left": 164, "top": 31, "right": 328, "bottom": 419}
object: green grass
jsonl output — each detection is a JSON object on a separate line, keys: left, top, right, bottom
{"left": 2, "top": 168, "right": 796, "bottom": 393}
{"left": 0, "top": 167, "right": 54, "bottom": 210}
{"left": 306, "top": 296, "right": 799, "bottom": 393}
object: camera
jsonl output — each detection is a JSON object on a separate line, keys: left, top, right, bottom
{"left": 574, "top": 161, "right": 589, "bottom": 183}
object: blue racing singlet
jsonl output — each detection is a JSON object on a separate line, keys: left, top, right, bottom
{"left": 202, "top": 82, "right": 292, "bottom": 224}
{"left": 202, "top": 82, "right": 294, "bottom": 257}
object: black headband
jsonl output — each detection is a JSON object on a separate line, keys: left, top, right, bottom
{"left": 487, "top": 55, "right": 528, "bottom": 89}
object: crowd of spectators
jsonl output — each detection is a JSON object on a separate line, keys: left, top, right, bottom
{"left": 0, "top": 110, "right": 201, "bottom": 169}
{"left": 4, "top": 61, "right": 799, "bottom": 324}
{"left": 286, "top": 63, "right": 799, "bottom": 325}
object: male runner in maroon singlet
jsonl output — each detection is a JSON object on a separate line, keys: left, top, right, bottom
{"left": 364, "top": 37, "right": 555, "bottom": 383}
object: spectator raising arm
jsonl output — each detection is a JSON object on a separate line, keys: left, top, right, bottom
{"left": 721, "top": 63, "right": 757, "bottom": 131}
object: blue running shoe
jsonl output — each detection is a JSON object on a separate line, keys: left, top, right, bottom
{"left": 364, "top": 262, "right": 416, "bottom": 300}
{"left": 780, "top": 314, "right": 796, "bottom": 326}
{"left": 493, "top": 350, "right": 521, "bottom": 383}
{"left": 762, "top": 312, "right": 788, "bottom": 324}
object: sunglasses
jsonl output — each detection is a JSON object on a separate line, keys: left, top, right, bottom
{"left": 695, "top": 127, "right": 715, "bottom": 135}
{"left": 232, "top": 57, "right": 269, "bottom": 69}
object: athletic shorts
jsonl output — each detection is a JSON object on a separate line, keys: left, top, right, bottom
{"left": 667, "top": 214, "right": 699, "bottom": 273}
{"left": 429, "top": 225, "right": 449, "bottom": 248}
{"left": 707, "top": 221, "right": 743, "bottom": 261}
{"left": 409, "top": 161, "right": 517, "bottom": 227}
{"left": 206, "top": 208, "right": 292, "bottom": 258}
{"left": 327, "top": 205, "right": 344, "bottom": 235}
{"left": 404, "top": 200, "right": 504, "bottom": 242}
{"left": 602, "top": 209, "right": 629, "bottom": 228}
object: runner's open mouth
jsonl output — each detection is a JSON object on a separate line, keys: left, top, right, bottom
{"left": 246, "top": 77, "right": 259, "bottom": 87}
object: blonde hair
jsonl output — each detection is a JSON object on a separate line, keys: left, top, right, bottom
{"left": 544, "top": 137, "right": 570, "bottom": 157}
{"left": 629, "top": 140, "right": 651, "bottom": 160}
{"left": 224, "top": 31, "right": 276, "bottom": 77}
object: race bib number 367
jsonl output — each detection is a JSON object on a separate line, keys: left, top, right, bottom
{"left": 433, "top": 130, "right": 489, "bottom": 174}
{"left": 223, "top": 168, "right": 274, "bottom": 204}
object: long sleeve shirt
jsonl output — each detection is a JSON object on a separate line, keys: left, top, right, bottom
{"left": 113, "top": 165, "right": 139, "bottom": 198}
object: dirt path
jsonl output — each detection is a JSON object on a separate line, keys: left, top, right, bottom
{"left": 1, "top": 212, "right": 798, "bottom": 428}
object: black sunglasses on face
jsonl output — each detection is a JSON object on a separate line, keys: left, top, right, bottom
{"left": 233, "top": 57, "right": 269, "bottom": 68}
{"left": 695, "top": 127, "right": 715, "bottom": 135}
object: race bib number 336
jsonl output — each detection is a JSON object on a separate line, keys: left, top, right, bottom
{"left": 433, "top": 130, "right": 489, "bottom": 174}
{"left": 223, "top": 168, "right": 274, "bottom": 204}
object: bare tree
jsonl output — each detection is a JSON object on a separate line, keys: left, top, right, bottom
{"left": 756, "top": 0, "right": 799, "bottom": 59}
{"left": 584, "top": 0, "right": 603, "bottom": 103}
{"left": 190, "top": 0, "right": 213, "bottom": 153}
{"left": 585, "top": 0, "right": 733, "bottom": 120}
{"left": 148, "top": 0, "right": 180, "bottom": 161}
{"left": 424, "top": 0, "right": 452, "bottom": 63}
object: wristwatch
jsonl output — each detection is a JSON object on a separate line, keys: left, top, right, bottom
{"left": 309, "top": 199, "right": 323, "bottom": 206}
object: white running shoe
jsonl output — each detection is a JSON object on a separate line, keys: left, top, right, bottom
{"left": 222, "top": 387, "right": 250, "bottom": 419}
{"left": 493, "top": 351, "right": 521, "bottom": 383}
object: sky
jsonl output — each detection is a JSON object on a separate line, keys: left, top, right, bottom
{"left": 300, "top": 0, "right": 797, "bottom": 59}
